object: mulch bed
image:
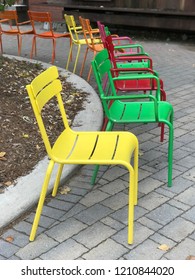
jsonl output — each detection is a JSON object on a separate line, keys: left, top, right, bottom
{"left": 0, "top": 56, "right": 88, "bottom": 193}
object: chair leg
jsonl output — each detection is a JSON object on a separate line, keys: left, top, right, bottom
{"left": 51, "top": 39, "right": 56, "bottom": 64}
{"left": 31, "top": 36, "right": 36, "bottom": 59}
{"left": 91, "top": 121, "right": 114, "bottom": 185}
{"left": 87, "top": 51, "right": 96, "bottom": 82}
{"left": 52, "top": 164, "right": 64, "bottom": 197}
{"left": 0, "top": 36, "right": 3, "bottom": 53}
{"left": 80, "top": 46, "right": 89, "bottom": 77}
{"left": 18, "top": 35, "right": 22, "bottom": 56}
{"left": 29, "top": 160, "right": 55, "bottom": 241}
{"left": 66, "top": 42, "right": 73, "bottom": 71}
{"left": 127, "top": 166, "right": 135, "bottom": 244}
{"left": 73, "top": 44, "right": 81, "bottom": 73}
{"left": 167, "top": 119, "right": 174, "bottom": 187}
{"left": 17, "top": 34, "right": 20, "bottom": 56}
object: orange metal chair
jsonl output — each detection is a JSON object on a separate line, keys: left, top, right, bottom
{"left": 28, "top": 11, "right": 71, "bottom": 64}
{"left": 0, "top": 10, "right": 33, "bottom": 55}
{"left": 26, "top": 65, "right": 139, "bottom": 244}
{"left": 79, "top": 16, "right": 104, "bottom": 82}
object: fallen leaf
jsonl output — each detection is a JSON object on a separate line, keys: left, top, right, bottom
{"left": 186, "top": 255, "right": 195, "bottom": 260}
{"left": 22, "top": 133, "right": 29, "bottom": 138}
{"left": 158, "top": 244, "right": 170, "bottom": 251}
{"left": 0, "top": 152, "right": 6, "bottom": 158}
{"left": 4, "top": 181, "right": 12, "bottom": 187}
{"left": 139, "top": 150, "right": 144, "bottom": 156}
{"left": 59, "top": 186, "right": 71, "bottom": 195}
{"left": 0, "top": 151, "right": 7, "bottom": 161}
{"left": 5, "top": 236, "right": 14, "bottom": 243}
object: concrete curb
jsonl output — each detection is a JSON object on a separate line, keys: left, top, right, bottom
{"left": 0, "top": 56, "right": 103, "bottom": 229}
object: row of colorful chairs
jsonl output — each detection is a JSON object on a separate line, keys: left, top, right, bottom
{"left": 65, "top": 14, "right": 173, "bottom": 189}
{"left": 1, "top": 10, "right": 174, "bottom": 244}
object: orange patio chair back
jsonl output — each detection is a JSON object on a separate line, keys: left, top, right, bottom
{"left": 0, "top": 10, "right": 33, "bottom": 55}
{"left": 28, "top": 11, "right": 71, "bottom": 64}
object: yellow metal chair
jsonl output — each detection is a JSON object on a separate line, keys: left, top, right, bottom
{"left": 64, "top": 14, "right": 98, "bottom": 74}
{"left": 0, "top": 10, "right": 33, "bottom": 55}
{"left": 26, "top": 66, "right": 139, "bottom": 244}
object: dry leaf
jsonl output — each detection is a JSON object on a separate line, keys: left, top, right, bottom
{"left": 22, "top": 133, "right": 29, "bottom": 138}
{"left": 158, "top": 244, "right": 170, "bottom": 251}
{"left": 139, "top": 150, "right": 144, "bottom": 156}
{"left": 4, "top": 181, "right": 12, "bottom": 187}
{"left": 186, "top": 255, "right": 195, "bottom": 260}
{"left": 0, "top": 152, "right": 6, "bottom": 158}
{"left": 6, "top": 236, "right": 14, "bottom": 243}
{"left": 59, "top": 186, "right": 71, "bottom": 195}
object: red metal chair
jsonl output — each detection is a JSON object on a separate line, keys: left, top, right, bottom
{"left": 104, "top": 35, "right": 167, "bottom": 142}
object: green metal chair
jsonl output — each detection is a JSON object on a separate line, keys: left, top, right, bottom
{"left": 91, "top": 49, "right": 174, "bottom": 187}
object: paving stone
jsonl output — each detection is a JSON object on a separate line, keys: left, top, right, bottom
{"left": 75, "top": 204, "right": 113, "bottom": 225}
{"left": 124, "top": 239, "right": 165, "bottom": 260}
{"left": 0, "top": 239, "right": 20, "bottom": 258}
{"left": 100, "top": 179, "right": 127, "bottom": 195}
{"left": 46, "top": 217, "right": 87, "bottom": 242}
{"left": 164, "top": 238, "right": 195, "bottom": 260}
{"left": 150, "top": 233, "right": 176, "bottom": 249}
{"left": 138, "top": 217, "right": 163, "bottom": 231}
{"left": 101, "top": 217, "right": 125, "bottom": 231}
{"left": 138, "top": 192, "right": 169, "bottom": 211}
{"left": 15, "top": 234, "right": 58, "bottom": 260}
{"left": 41, "top": 205, "right": 65, "bottom": 219}
{"left": 177, "top": 155, "right": 195, "bottom": 168}
{"left": 146, "top": 204, "right": 183, "bottom": 225}
{"left": 112, "top": 223, "right": 154, "bottom": 249}
{"left": 102, "top": 166, "right": 128, "bottom": 182}
{"left": 59, "top": 203, "right": 86, "bottom": 221}
{"left": 165, "top": 176, "right": 194, "bottom": 194}
{"left": 159, "top": 217, "right": 194, "bottom": 242}
{"left": 138, "top": 177, "right": 164, "bottom": 194}
{"left": 100, "top": 192, "right": 129, "bottom": 211}
{"left": 168, "top": 199, "right": 191, "bottom": 211}
{"left": 79, "top": 189, "right": 110, "bottom": 207}
{"left": 46, "top": 198, "right": 74, "bottom": 211}
{"left": 40, "top": 239, "right": 88, "bottom": 260}
{"left": 26, "top": 213, "right": 56, "bottom": 229}
{"left": 73, "top": 222, "right": 116, "bottom": 249}
{"left": 1, "top": 229, "right": 29, "bottom": 248}
{"left": 175, "top": 187, "right": 195, "bottom": 206}
{"left": 13, "top": 221, "right": 34, "bottom": 236}
{"left": 182, "top": 206, "right": 195, "bottom": 223}
{"left": 82, "top": 238, "right": 128, "bottom": 260}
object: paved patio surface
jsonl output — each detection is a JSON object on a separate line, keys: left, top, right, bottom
{"left": 0, "top": 23, "right": 195, "bottom": 260}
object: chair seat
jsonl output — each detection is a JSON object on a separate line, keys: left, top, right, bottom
{"left": 52, "top": 129, "right": 136, "bottom": 164}
{"left": 109, "top": 100, "right": 172, "bottom": 123}
{"left": 35, "top": 31, "right": 70, "bottom": 39}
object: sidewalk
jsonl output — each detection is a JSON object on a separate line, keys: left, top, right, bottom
{"left": 0, "top": 24, "right": 195, "bottom": 260}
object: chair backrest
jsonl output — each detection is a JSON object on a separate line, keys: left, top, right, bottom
{"left": 64, "top": 14, "right": 83, "bottom": 43}
{"left": 97, "top": 21, "right": 107, "bottom": 47}
{"left": 92, "top": 49, "right": 161, "bottom": 119}
{"left": 26, "top": 66, "right": 70, "bottom": 158}
{"left": 28, "top": 11, "right": 53, "bottom": 36}
{"left": 0, "top": 10, "right": 17, "bottom": 21}
{"left": 0, "top": 10, "right": 19, "bottom": 31}
{"left": 79, "top": 16, "right": 102, "bottom": 50}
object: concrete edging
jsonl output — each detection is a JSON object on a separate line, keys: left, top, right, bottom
{"left": 0, "top": 56, "right": 103, "bottom": 229}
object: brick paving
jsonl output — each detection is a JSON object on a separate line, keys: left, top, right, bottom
{"left": 0, "top": 24, "right": 195, "bottom": 260}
